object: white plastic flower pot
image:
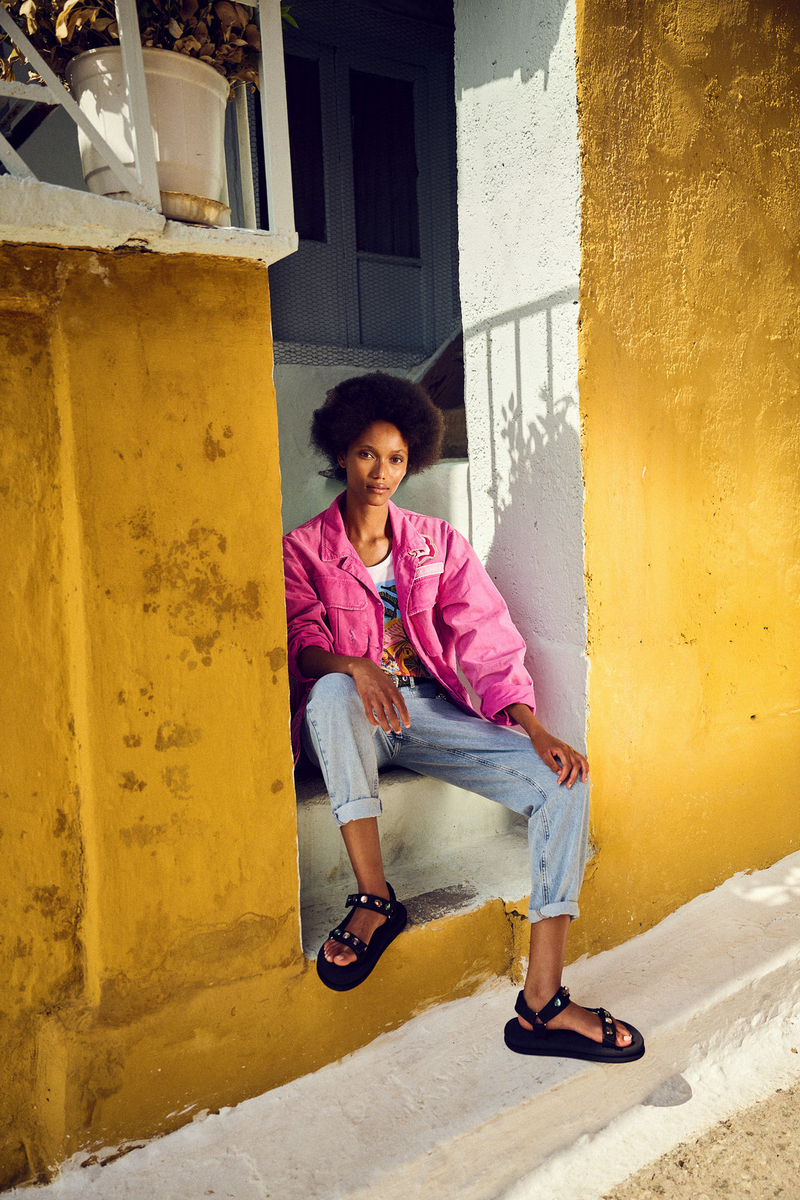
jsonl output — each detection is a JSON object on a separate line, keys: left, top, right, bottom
{"left": 66, "top": 47, "right": 230, "bottom": 226}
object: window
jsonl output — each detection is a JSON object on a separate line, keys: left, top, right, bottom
{"left": 351, "top": 70, "right": 419, "bottom": 259}
{"left": 265, "top": 0, "right": 460, "bottom": 361}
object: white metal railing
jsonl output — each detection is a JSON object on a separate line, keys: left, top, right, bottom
{"left": 0, "top": 0, "right": 293, "bottom": 234}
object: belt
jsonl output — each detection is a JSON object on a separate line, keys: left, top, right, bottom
{"left": 394, "top": 675, "right": 431, "bottom": 689}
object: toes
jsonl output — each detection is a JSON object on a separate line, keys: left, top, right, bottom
{"left": 324, "top": 939, "right": 356, "bottom": 965}
{"left": 615, "top": 1021, "right": 632, "bottom": 1047}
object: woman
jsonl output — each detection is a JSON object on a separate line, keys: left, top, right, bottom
{"left": 283, "top": 373, "right": 644, "bottom": 1063}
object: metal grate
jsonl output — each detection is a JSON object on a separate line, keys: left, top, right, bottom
{"left": 273, "top": 339, "right": 427, "bottom": 369}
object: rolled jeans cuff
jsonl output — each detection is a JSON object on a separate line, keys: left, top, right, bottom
{"left": 332, "top": 796, "right": 383, "bottom": 827}
{"left": 528, "top": 900, "right": 581, "bottom": 925}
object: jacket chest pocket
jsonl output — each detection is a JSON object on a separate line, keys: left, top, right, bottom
{"left": 407, "top": 566, "right": 443, "bottom": 616}
{"left": 312, "top": 574, "right": 371, "bottom": 654}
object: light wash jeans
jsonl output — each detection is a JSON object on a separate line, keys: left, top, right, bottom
{"left": 302, "top": 675, "right": 590, "bottom": 924}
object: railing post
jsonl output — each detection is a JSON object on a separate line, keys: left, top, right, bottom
{"left": 114, "top": 0, "right": 162, "bottom": 210}
{"left": 235, "top": 84, "right": 257, "bottom": 230}
{"left": 0, "top": 128, "right": 37, "bottom": 178}
{"left": 255, "top": 0, "right": 294, "bottom": 235}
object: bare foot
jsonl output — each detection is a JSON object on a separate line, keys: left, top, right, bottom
{"left": 518, "top": 989, "right": 633, "bottom": 1049}
{"left": 323, "top": 890, "right": 390, "bottom": 966}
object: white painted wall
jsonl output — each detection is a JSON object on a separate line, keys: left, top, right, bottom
{"left": 275, "top": 363, "right": 471, "bottom": 536}
{"left": 454, "top": 0, "right": 587, "bottom": 749}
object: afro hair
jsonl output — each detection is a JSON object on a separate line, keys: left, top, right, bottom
{"left": 310, "top": 372, "right": 444, "bottom": 482}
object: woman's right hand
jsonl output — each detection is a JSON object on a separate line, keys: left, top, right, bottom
{"left": 297, "top": 646, "right": 410, "bottom": 734}
{"left": 348, "top": 657, "right": 411, "bottom": 733}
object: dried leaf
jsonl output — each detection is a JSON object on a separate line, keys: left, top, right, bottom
{"left": 244, "top": 22, "right": 258, "bottom": 49}
{"left": 167, "top": 15, "right": 182, "bottom": 36}
{"left": 178, "top": 0, "right": 198, "bottom": 19}
{"left": 214, "top": 0, "right": 236, "bottom": 27}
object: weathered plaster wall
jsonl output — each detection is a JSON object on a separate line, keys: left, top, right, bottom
{"left": 0, "top": 243, "right": 300, "bottom": 1185}
{"left": 575, "top": 0, "right": 800, "bottom": 950}
{"left": 454, "top": 0, "right": 587, "bottom": 751}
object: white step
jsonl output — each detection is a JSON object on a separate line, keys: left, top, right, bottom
{"left": 33, "top": 850, "right": 800, "bottom": 1200}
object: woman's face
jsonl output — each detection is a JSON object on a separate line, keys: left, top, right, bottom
{"left": 337, "top": 421, "right": 409, "bottom": 507}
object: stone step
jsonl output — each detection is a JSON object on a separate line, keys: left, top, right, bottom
{"left": 294, "top": 760, "right": 530, "bottom": 954}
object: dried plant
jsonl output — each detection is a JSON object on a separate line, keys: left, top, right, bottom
{"left": 0, "top": 0, "right": 296, "bottom": 90}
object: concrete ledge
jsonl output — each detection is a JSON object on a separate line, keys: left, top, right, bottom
{"left": 0, "top": 177, "right": 297, "bottom": 262}
{"left": 21, "top": 851, "right": 800, "bottom": 1200}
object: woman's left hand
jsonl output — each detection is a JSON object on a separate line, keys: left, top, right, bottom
{"left": 504, "top": 703, "right": 588, "bottom": 787}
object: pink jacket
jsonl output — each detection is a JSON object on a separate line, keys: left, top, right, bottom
{"left": 282, "top": 495, "right": 537, "bottom": 756}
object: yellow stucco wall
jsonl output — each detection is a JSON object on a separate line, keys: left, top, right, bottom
{"left": 574, "top": 0, "right": 800, "bottom": 953}
{"left": 0, "top": 243, "right": 298, "bottom": 1185}
{"left": 0, "top": 240, "right": 516, "bottom": 1188}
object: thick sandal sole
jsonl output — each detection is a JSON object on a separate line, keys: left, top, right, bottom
{"left": 316, "top": 902, "right": 408, "bottom": 992}
{"left": 504, "top": 1018, "right": 646, "bottom": 1063}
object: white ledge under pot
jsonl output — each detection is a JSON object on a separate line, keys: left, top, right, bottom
{"left": 65, "top": 47, "right": 230, "bottom": 226}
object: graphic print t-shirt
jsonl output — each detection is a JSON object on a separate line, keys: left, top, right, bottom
{"left": 365, "top": 551, "right": 429, "bottom": 678}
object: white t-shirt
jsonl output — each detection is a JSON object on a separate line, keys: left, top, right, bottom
{"left": 365, "top": 551, "right": 429, "bottom": 678}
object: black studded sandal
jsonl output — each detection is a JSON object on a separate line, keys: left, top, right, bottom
{"left": 316, "top": 882, "right": 407, "bottom": 992}
{"left": 503, "top": 985, "right": 645, "bottom": 1062}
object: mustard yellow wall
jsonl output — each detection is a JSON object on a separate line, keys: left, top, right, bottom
{"left": 574, "top": 0, "right": 800, "bottom": 953}
{"left": 0, "top": 243, "right": 517, "bottom": 1188}
{"left": 0, "top": 243, "right": 294, "bottom": 1185}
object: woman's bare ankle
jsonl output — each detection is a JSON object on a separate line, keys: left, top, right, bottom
{"left": 353, "top": 877, "right": 390, "bottom": 900}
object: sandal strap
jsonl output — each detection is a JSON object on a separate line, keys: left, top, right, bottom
{"left": 514, "top": 985, "right": 571, "bottom": 1026}
{"left": 327, "top": 925, "right": 368, "bottom": 958}
{"left": 345, "top": 886, "right": 395, "bottom": 917}
{"left": 327, "top": 883, "right": 399, "bottom": 960}
{"left": 588, "top": 1006, "right": 617, "bottom": 1047}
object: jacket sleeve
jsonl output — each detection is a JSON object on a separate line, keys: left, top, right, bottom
{"left": 435, "top": 528, "right": 536, "bottom": 722}
{"left": 282, "top": 535, "right": 334, "bottom": 681}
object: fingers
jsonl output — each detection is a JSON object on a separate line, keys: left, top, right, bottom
{"left": 351, "top": 660, "right": 412, "bottom": 733}
{"left": 395, "top": 691, "right": 411, "bottom": 728}
{"left": 362, "top": 690, "right": 410, "bottom": 734}
{"left": 549, "top": 745, "right": 589, "bottom": 787}
{"left": 371, "top": 704, "right": 403, "bottom": 734}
